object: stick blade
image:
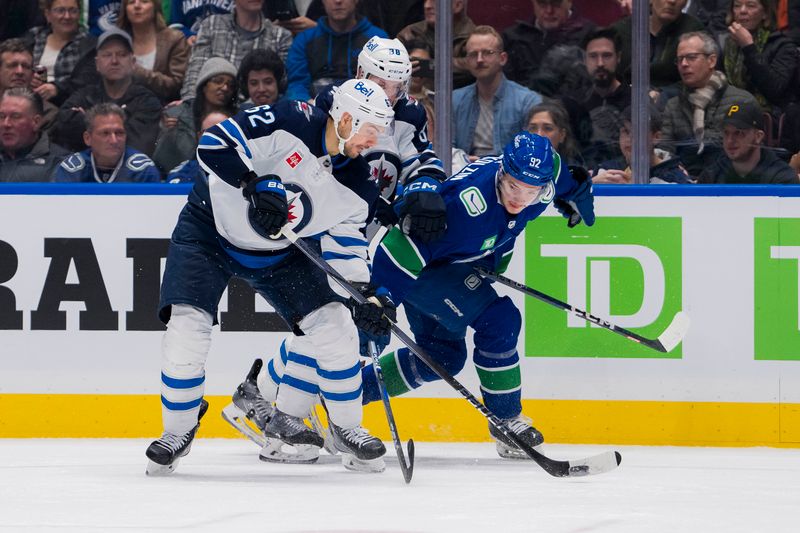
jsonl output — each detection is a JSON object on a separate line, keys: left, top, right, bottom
{"left": 564, "top": 450, "right": 622, "bottom": 477}
{"left": 656, "top": 311, "right": 691, "bottom": 352}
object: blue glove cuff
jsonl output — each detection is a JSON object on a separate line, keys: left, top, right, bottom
{"left": 254, "top": 177, "right": 286, "bottom": 197}
{"left": 403, "top": 175, "right": 440, "bottom": 196}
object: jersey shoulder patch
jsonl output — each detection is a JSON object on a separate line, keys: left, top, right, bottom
{"left": 126, "top": 153, "right": 155, "bottom": 172}
{"left": 60, "top": 153, "right": 86, "bottom": 173}
{"left": 459, "top": 186, "right": 488, "bottom": 217}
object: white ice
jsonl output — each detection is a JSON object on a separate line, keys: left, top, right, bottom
{"left": 1, "top": 439, "right": 798, "bottom": 533}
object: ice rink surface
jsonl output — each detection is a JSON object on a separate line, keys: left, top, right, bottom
{"left": 1, "top": 439, "right": 798, "bottom": 533}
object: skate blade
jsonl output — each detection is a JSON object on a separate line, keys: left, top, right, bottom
{"left": 221, "top": 403, "right": 267, "bottom": 447}
{"left": 341, "top": 453, "right": 386, "bottom": 473}
{"left": 495, "top": 440, "right": 544, "bottom": 460}
{"left": 308, "top": 404, "right": 337, "bottom": 456}
{"left": 259, "top": 438, "right": 320, "bottom": 464}
{"left": 146, "top": 458, "right": 179, "bottom": 476}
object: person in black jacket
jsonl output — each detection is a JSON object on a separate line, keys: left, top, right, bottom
{"left": 52, "top": 28, "right": 162, "bottom": 156}
{"left": 722, "top": 0, "right": 799, "bottom": 113}
{"left": 698, "top": 99, "right": 799, "bottom": 184}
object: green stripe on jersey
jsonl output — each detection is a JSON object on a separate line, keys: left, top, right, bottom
{"left": 381, "top": 227, "right": 426, "bottom": 278}
{"left": 379, "top": 352, "right": 412, "bottom": 397}
{"left": 497, "top": 251, "right": 513, "bottom": 274}
{"left": 475, "top": 364, "right": 521, "bottom": 393}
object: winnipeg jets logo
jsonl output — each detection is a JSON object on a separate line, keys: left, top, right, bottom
{"left": 295, "top": 101, "right": 313, "bottom": 121}
{"left": 283, "top": 182, "right": 312, "bottom": 234}
{"left": 364, "top": 152, "right": 401, "bottom": 199}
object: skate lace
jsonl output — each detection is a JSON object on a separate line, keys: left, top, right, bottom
{"left": 252, "top": 397, "right": 272, "bottom": 421}
{"left": 340, "top": 426, "right": 373, "bottom": 445}
{"left": 506, "top": 415, "right": 534, "bottom": 435}
{"left": 158, "top": 431, "right": 190, "bottom": 452}
{"left": 284, "top": 415, "right": 310, "bottom": 433}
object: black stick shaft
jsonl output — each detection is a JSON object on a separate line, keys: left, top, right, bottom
{"left": 368, "top": 340, "right": 414, "bottom": 484}
{"left": 280, "top": 228, "right": 569, "bottom": 476}
{"left": 474, "top": 267, "right": 667, "bottom": 352}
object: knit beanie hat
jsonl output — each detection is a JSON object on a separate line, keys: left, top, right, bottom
{"left": 195, "top": 57, "right": 238, "bottom": 92}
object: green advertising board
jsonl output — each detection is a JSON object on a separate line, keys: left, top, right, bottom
{"left": 525, "top": 217, "right": 683, "bottom": 358}
{"left": 754, "top": 218, "right": 800, "bottom": 361}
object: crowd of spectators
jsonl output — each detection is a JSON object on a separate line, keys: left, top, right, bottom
{"left": 1, "top": 0, "right": 799, "bottom": 184}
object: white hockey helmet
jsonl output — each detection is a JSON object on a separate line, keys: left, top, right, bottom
{"left": 357, "top": 37, "right": 412, "bottom": 103}
{"left": 330, "top": 78, "right": 395, "bottom": 154}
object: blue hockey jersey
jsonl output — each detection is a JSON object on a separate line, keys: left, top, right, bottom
{"left": 373, "top": 154, "right": 581, "bottom": 304}
{"left": 53, "top": 147, "right": 161, "bottom": 182}
{"left": 196, "top": 100, "right": 378, "bottom": 295}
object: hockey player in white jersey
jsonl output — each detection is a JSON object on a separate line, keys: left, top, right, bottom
{"left": 314, "top": 36, "right": 449, "bottom": 243}
{"left": 144, "top": 78, "right": 397, "bottom": 476}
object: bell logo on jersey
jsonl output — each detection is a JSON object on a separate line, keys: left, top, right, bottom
{"left": 285, "top": 152, "right": 303, "bottom": 168}
{"left": 353, "top": 81, "right": 374, "bottom": 97}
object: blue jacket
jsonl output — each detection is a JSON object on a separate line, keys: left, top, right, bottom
{"left": 53, "top": 148, "right": 161, "bottom": 183}
{"left": 286, "top": 16, "right": 387, "bottom": 102}
{"left": 452, "top": 75, "right": 542, "bottom": 156}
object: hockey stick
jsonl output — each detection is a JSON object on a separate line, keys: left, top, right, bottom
{"left": 474, "top": 267, "right": 690, "bottom": 353}
{"left": 281, "top": 226, "right": 621, "bottom": 478}
{"left": 367, "top": 339, "right": 415, "bottom": 483}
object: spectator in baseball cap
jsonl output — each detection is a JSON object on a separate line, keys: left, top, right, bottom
{"left": 698, "top": 100, "right": 798, "bottom": 184}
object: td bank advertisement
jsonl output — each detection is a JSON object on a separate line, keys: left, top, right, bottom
{"left": 1, "top": 187, "right": 799, "bottom": 444}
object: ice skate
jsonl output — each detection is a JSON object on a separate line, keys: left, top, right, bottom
{"left": 221, "top": 359, "right": 273, "bottom": 447}
{"left": 330, "top": 422, "right": 386, "bottom": 473}
{"left": 489, "top": 414, "right": 544, "bottom": 460}
{"left": 145, "top": 399, "right": 209, "bottom": 476}
{"left": 259, "top": 409, "right": 323, "bottom": 464}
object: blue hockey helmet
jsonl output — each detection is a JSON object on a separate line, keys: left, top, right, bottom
{"left": 501, "top": 132, "right": 555, "bottom": 187}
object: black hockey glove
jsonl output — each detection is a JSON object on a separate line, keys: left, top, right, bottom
{"left": 241, "top": 172, "right": 289, "bottom": 237}
{"left": 350, "top": 285, "right": 397, "bottom": 341}
{"left": 554, "top": 166, "right": 595, "bottom": 228}
{"left": 374, "top": 196, "right": 400, "bottom": 227}
{"left": 395, "top": 176, "right": 447, "bottom": 243}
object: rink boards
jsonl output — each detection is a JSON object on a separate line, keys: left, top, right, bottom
{"left": 1, "top": 183, "right": 799, "bottom": 446}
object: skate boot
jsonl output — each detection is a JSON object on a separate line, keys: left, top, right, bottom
{"left": 330, "top": 422, "right": 386, "bottom": 473}
{"left": 259, "top": 409, "right": 324, "bottom": 464}
{"left": 221, "top": 359, "right": 273, "bottom": 447}
{"left": 489, "top": 414, "right": 544, "bottom": 460}
{"left": 145, "top": 398, "right": 209, "bottom": 476}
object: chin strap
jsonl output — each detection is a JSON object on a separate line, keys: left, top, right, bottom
{"left": 333, "top": 117, "right": 355, "bottom": 155}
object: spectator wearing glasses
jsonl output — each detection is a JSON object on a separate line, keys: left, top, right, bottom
{"left": 698, "top": 100, "right": 799, "bottom": 184}
{"left": 453, "top": 26, "right": 542, "bottom": 158}
{"left": 166, "top": 109, "right": 232, "bottom": 184}
{"left": 153, "top": 57, "right": 239, "bottom": 175}
{"left": 23, "top": 0, "right": 97, "bottom": 104}
{"left": 503, "top": 0, "right": 596, "bottom": 89}
{"left": 0, "top": 87, "right": 69, "bottom": 182}
{"left": 612, "top": 0, "right": 705, "bottom": 92}
{"left": 722, "top": 0, "right": 799, "bottom": 114}
{"left": 52, "top": 28, "right": 162, "bottom": 155}
{"left": 660, "top": 31, "right": 759, "bottom": 178}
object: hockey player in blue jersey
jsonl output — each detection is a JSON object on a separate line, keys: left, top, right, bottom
{"left": 360, "top": 131, "right": 595, "bottom": 459}
{"left": 144, "top": 78, "right": 398, "bottom": 476}
{"left": 313, "top": 36, "right": 449, "bottom": 244}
